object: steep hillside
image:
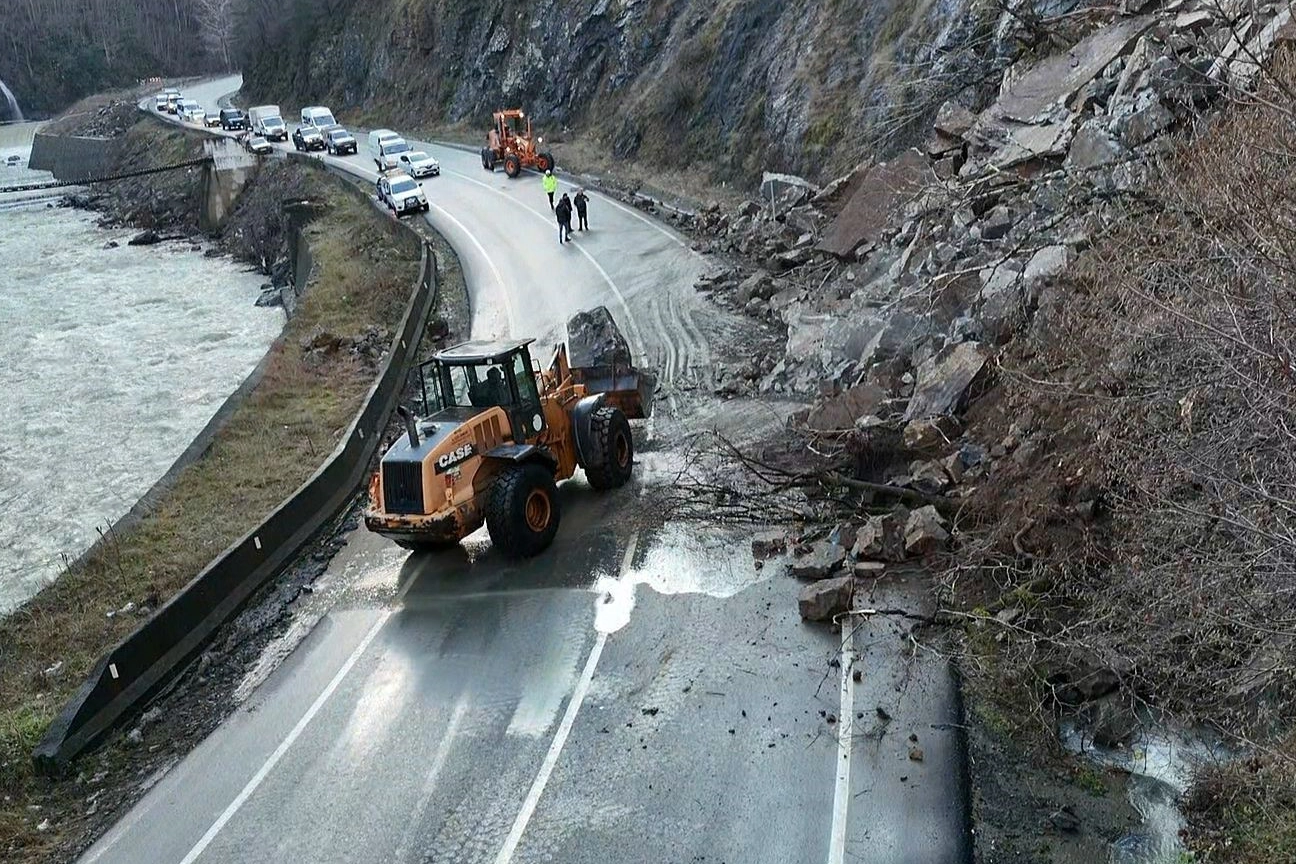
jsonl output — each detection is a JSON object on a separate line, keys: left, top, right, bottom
{"left": 1, "top": 0, "right": 226, "bottom": 117}
{"left": 234, "top": 0, "right": 1007, "bottom": 185}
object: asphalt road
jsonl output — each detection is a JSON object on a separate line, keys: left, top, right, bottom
{"left": 83, "top": 76, "right": 971, "bottom": 864}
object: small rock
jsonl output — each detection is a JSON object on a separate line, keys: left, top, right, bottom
{"left": 798, "top": 576, "right": 855, "bottom": 622}
{"left": 102, "top": 240, "right": 119, "bottom": 249}
{"left": 933, "top": 101, "right": 977, "bottom": 140}
{"left": 127, "top": 229, "right": 161, "bottom": 246}
{"left": 125, "top": 728, "right": 143, "bottom": 746}
{"left": 903, "top": 506, "right": 950, "bottom": 556}
{"left": 852, "top": 561, "right": 886, "bottom": 578}
{"left": 908, "top": 747, "right": 925, "bottom": 762}
{"left": 903, "top": 416, "right": 962, "bottom": 453}
{"left": 36, "top": 818, "right": 50, "bottom": 832}
{"left": 908, "top": 460, "right": 951, "bottom": 495}
{"left": 979, "top": 207, "right": 1014, "bottom": 241}
{"left": 788, "top": 541, "right": 847, "bottom": 580}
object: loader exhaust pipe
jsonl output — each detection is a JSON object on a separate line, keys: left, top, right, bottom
{"left": 397, "top": 405, "right": 419, "bottom": 447}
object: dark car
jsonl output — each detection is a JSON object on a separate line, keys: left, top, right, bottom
{"left": 220, "top": 108, "right": 246, "bottom": 131}
{"left": 292, "top": 125, "right": 325, "bottom": 152}
{"left": 324, "top": 125, "right": 357, "bottom": 156}
{"left": 243, "top": 135, "right": 273, "bottom": 156}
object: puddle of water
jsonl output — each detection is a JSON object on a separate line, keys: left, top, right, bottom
{"left": 592, "top": 522, "right": 765, "bottom": 633}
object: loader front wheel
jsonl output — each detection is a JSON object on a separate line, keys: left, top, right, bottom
{"left": 487, "top": 463, "right": 561, "bottom": 558}
{"left": 584, "top": 406, "right": 633, "bottom": 490}
{"left": 503, "top": 154, "right": 521, "bottom": 178}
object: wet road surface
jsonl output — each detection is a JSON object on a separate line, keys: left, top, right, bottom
{"left": 84, "top": 78, "right": 972, "bottom": 863}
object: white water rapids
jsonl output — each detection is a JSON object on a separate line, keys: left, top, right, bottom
{"left": 0, "top": 166, "right": 281, "bottom": 614}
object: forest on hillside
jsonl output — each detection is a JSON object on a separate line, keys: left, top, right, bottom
{"left": 0, "top": 0, "right": 233, "bottom": 116}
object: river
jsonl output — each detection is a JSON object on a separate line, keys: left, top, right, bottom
{"left": 0, "top": 147, "right": 282, "bottom": 615}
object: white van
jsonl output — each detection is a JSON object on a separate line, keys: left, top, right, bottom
{"left": 368, "top": 129, "right": 403, "bottom": 170}
{"left": 301, "top": 106, "right": 337, "bottom": 130}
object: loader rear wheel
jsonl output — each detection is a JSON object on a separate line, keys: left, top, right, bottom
{"left": 536, "top": 152, "right": 554, "bottom": 173}
{"left": 486, "top": 463, "right": 560, "bottom": 558}
{"left": 504, "top": 154, "right": 521, "bottom": 178}
{"left": 584, "top": 406, "right": 633, "bottom": 490}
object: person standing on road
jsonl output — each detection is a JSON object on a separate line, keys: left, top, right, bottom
{"left": 574, "top": 189, "right": 589, "bottom": 231}
{"left": 555, "top": 193, "right": 573, "bottom": 244}
{"left": 543, "top": 169, "right": 557, "bottom": 210}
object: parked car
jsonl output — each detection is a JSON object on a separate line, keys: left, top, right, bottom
{"left": 244, "top": 135, "right": 273, "bottom": 155}
{"left": 204, "top": 114, "right": 222, "bottom": 128}
{"left": 164, "top": 89, "right": 182, "bottom": 113}
{"left": 219, "top": 108, "right": 246, "bottom": 131}
{"left": 324, "top": 125, "right": 357, "bottom": 156}
{"left": 292, "top": 125, "right": 325, "bottom": 152}
{"left": 398, "top": 150, "right": 440, "bottom": 178}
{"left": 154, "top": 93, "right": 169, "bottom": 112}
{"left": 375, "top": 171, "right": 429, "bottom": 216}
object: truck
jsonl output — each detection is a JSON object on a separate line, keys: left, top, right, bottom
{"left": 300, "top": 106, "right": 337, "bottom": 130}
{"left": 248, "top": 105, "right": 288, "bottom": 142}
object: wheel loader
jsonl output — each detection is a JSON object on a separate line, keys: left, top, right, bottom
{"left": 480, "top": 109, "right": 554, "bottom": 178}
{"left": 364, "top": 338, "right": 654, "bottom": 557}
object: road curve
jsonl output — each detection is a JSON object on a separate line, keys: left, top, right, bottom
{"left": 79, "top": 76, "right": 970, "bottom": 864}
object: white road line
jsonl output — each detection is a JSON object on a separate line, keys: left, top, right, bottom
{"left": 177, "top": 571, "right": 419, "bottom": 864}
{"left": 443, "top": 168, "right": 650, "bottom": 366}
{"left": 393, "top": 696, "right": 471, "bottom": 860}
{"left": 827, "top": 626, "right": 858, "bottom": 864}
{"left": 423, "top": 199, "right": 517, "bottom": 336}
{"left": 492, "top": 533, "right": 638, "bottom": 864}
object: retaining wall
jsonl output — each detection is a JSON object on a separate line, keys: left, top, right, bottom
{"left": 28, "top": 132, "right": 119, "bottom": 181}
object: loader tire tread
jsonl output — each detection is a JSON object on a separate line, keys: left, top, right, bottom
{"left": 486, "top": 462, "right": 560, "bottom": 558}
{"left": 584, "top": 406, "right": 633, "bottom": 491}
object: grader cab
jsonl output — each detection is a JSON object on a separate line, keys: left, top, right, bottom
{"left": 480, "top": 109, "right": 555, "bottom": 178}
{"left": 364, "top": 337, "right": 652, "bottom": 558}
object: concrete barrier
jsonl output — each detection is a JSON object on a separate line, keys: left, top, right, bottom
{"left": 32, "top": 187, "right": 439, "bottom": 774}
{"left": 28, "top": 132, "right": 120, "bottom": 181}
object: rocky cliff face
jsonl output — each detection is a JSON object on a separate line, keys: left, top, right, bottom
{"left": 237, "top": 0, "right": 1009, "bottom": 185}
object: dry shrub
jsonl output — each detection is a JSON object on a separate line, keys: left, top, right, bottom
{"left": 953, "top": 49, "right": 1296, "bottom": 742}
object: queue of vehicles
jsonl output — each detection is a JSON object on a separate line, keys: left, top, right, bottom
{"left": 153, "top": 91, "right": 438, "bottom": 219}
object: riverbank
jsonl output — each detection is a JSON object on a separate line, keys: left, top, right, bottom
{"left": 0, "top": 140, "right": 425, "bottom": 860}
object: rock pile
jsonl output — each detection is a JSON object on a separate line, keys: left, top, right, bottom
{"left": 689, "top": 0, "right": 1293, "bottom": 426}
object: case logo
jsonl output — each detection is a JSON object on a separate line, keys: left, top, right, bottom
{"left": 435, "top": 443, "right": 475, "bottom": 473}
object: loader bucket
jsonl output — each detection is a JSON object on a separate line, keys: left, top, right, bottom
{"left": 572, "top": 363, "right": 656, "bottom": 419}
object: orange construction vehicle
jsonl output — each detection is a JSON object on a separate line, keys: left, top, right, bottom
{"left": 364, "top": 337, "right": 653, "bottom": 557}
{"left": 480, "top": 109, "right": 555, "bottom": 178}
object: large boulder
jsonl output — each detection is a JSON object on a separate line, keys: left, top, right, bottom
{"left": 799, "top": 576, "right": 855, "bottom": 622}
{"left": 905, "top": 342, "right": 992, "bottom": 420}
{"left": 760, "top": 172, "right": 820, "bottom": 216}
{"left": 567, "top": 306, "right": 632, "bottom": 367}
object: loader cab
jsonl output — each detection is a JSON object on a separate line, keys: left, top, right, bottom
{"left": 420, "top": 340, "right": 544, "bottom": 441}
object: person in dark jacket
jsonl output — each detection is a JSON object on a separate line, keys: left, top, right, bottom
{"left": 574, "top": 189, "right": 589, "bottom": 231}
{"left": 555, "top": 193, "right": 573, "bottom": 243}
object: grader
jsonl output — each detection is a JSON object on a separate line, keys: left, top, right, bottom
{"left": 364, "top": 337, "right": 653, "bottom": 557}
{"left": 480, "top": 109, "right": 555, "bottom": 178}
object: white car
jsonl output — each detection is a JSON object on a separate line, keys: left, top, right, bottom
{"left": 178, "top": 100, "right": 206, "bottom": 124}
{"left": 154, "top": 93, "right": 168, "bottom": 112}
{"left": 399, "top": 150, "right": 440, "bottom": 178}
{"left": 376, "top": 171, "right": 429, "bottom": 217}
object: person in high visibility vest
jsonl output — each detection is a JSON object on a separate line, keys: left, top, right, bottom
{"left": 543, "top": 170, "right": 557, "bottom": 210}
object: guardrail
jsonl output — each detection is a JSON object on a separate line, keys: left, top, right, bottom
{"left": 32, "top": 145, "right": 442, "bottom": 775}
